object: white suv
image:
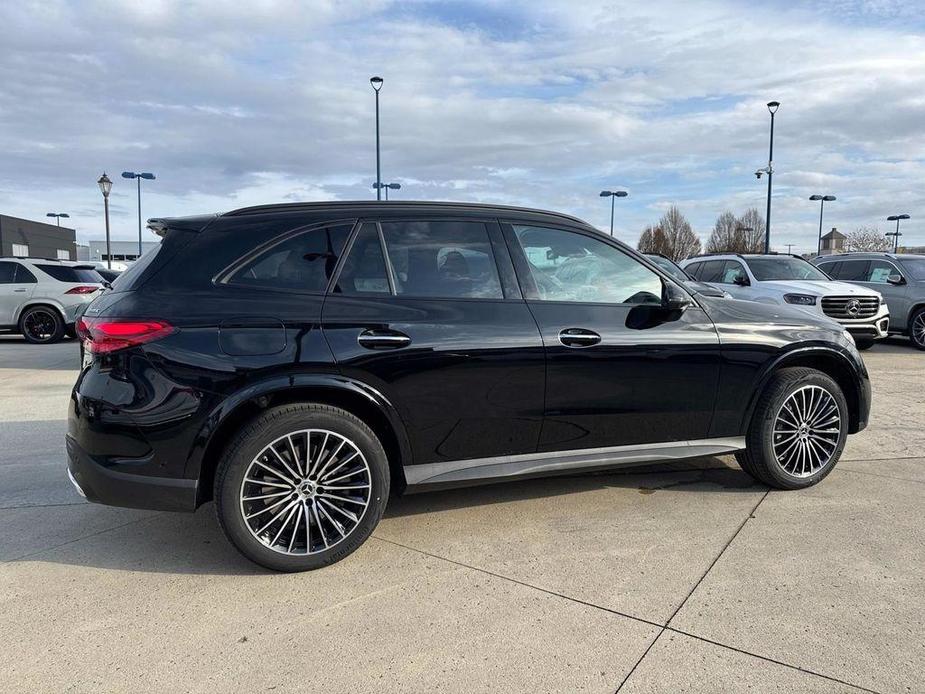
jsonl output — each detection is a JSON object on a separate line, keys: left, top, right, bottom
{"left": 0, "top": 258, "right": 104, "bottom": 344}
{"left": 681, "top": 254, "right": 889, "bottom": 349}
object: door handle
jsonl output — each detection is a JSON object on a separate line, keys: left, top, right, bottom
{"left": 357, "top": 329, "right": 412, "bottom": 350}
{"left": 13, "top": 288, "right": 26, "bottom": 293}
{"left": 558, "top": 328, "right": 601, "bottom": 347}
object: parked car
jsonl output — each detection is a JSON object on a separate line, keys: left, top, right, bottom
{"left": 813, "top": 253, "right": 925, "bottom": 350}
{"left": 69, "top": 202, "right": 871, "bottom": 571}
{"left": 0, "top": 258, "right": 104, "bottom": 343}
{"left": 681, "top": 253, "right": 889, "bottom": 350}
{"left": 646, "top": 254, "right": 732, "bottom": 299}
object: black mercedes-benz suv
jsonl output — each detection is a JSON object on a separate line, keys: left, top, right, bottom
{"left": 68, "top": 202, "right": 871, "bottom": 571}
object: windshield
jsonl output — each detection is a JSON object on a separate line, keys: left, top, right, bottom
{"left": 901, "top": 258, "right": 925, "bottom": 280}
{"left": 745, "top": 257, "right": 830, "bottom": 281}
{"left": 646, "top": 255, "right": 689, "bottom": 282}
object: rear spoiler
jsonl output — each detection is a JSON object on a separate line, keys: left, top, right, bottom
{"left": 146, "top": 214, "right": 217, "bottom": 238}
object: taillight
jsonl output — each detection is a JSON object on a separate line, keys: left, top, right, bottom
{"left": 76, "top": 317, "right": 175, "bottom": 354}
{"left": 66, "top": 286, "right": 99, "bottom": 295}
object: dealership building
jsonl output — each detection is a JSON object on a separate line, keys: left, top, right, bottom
{"left": 0, "top": 214, "right": 77, "bottom": 260}
{"left": 76, "top": 239, "right": 159, "bottom": 263}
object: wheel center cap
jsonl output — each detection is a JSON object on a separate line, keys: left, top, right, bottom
{"left": 298, "top": 481, "right": 316, "bottom": 499}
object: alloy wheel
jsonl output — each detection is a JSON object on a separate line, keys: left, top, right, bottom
{"left": 913, "top": 311, "right": 925, "bottom": 347}
{"left": 23, "top": 309, "right": 58, "bottom": 342}
{"left": 772, "top": 385, "right": 842, "bottom": 478}
{"left": 239, "top": 429, "right": 372, "bottom": 555}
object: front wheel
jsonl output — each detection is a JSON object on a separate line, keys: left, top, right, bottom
{"left": 736, "top": 367, "right": 848, "bottom": 490}
{"left": 19, "top": 306, "right": 64, "bottom": 344}
{"left": 215, "top": 403, "right": 390, "bottom": 572}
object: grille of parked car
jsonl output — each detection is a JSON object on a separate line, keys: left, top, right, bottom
{"left": 821, "top": 295, "right": 879, "bottom": 319}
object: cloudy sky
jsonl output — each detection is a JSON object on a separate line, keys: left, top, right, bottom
{"left": 1, "top": 0, "right": 924, "bottom": 253}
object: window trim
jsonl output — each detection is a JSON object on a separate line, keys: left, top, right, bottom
{"left": 214, "top": 218, "right": 359, "bottom": 295}
{"left": 501, "top": 220, "right": 675, "bottom": 308}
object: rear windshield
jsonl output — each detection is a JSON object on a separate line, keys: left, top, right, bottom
{"left": 36, "top": 264, "right": 103, "bottom": 283}
{"left": 745, "top": 257, "right": 829, "bottom": 281}
{"left": 108, "top": 244, "right": 162, "bottom": 292}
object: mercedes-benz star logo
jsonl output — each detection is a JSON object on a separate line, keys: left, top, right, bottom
{"left": 845, "top": 299, "right": 861, "bottom": 317}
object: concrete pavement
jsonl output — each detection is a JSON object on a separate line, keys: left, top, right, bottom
{"left": 0, "top": 334, "right": 922, "bottom": 692}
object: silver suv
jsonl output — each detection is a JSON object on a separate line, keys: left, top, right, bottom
{"left": 681, "top": 253, "right": 889, "bottom": 349}
{"left": 0, "top": 258, "right": 104, "bottom": 344}
{"left": 814, "top": 253, "right": 925, "bottom": 350}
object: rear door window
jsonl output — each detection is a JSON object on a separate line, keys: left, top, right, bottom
{"left": 684, "top": 262, "right": 703, "bottom": 279}
{"left": 379, "top": 220, "right": 503, "bottom": 299}
{"left": 0, "top": 262, "right": 15, "bottom": 283}
{"left": 229, "top": 223, "right": 352, "bottom": 292}
{"left": 832, "top": 260, "right": 870, "bottom": 281}
{"left": 697, "top": 260, "right": 727, "bottom": 283}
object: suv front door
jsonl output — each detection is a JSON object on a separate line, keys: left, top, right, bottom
{"left": 504, "top": 223, "right": 721, "bottom": 452}
{"left": 322, "top": 218, "right": 546, "bottom": 467}
{"left": 860, "top": 259, "right": 910, "bottom": 330}
{"left": 0, "top": 262, "right": 36, "bottom": 326}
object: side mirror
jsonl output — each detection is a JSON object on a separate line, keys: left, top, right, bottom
{"left": 887, "top": 274, "right": 906, "bottom": 286}
{"left": 663, "top": 281, "right": 693, "bottom": 311}
{"left": 733, "top": 274, "right": 750, "bottom": 287}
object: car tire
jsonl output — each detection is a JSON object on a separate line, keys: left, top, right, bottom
{"left": 909, "top": 307, "right": 925, "bottom": 351}
{"left": 735, "top": 367, "right": 848, "bottom": 490}
{"left": 215, "top": 403, "right": 390, "bottom": 572}
{"left": 854, "top": 338, "right": 875, "bottom": 351}
{"left": 19, "top": 306, "right": 65, "bottom": 344}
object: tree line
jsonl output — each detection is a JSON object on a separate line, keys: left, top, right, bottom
{"left": 636, "top": 207, "right": 891, "bottom": 261}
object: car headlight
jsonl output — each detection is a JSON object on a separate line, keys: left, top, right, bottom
{"left": 784, "top": 294, "right": 817, "bottom": 306}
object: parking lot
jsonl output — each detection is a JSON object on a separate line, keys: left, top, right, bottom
{"left": 0, "top": 335, "right": 922, "bottom": 693}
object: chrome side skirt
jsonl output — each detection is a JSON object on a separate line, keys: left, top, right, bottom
{"left": 403, "top": 437, "right": 746, "bottom": 488}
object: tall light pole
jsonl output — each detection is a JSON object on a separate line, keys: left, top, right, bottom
{"left": 373, "top": 182, "right": 401, "bottom": 200}
{"left": 599, "top": 190, "right": 628, "bottom": 236}
{"left": 122, "top": 171, "right": 156, "bottom": 258}
{"left": 809, "top": 194, "right": 836, "bottom": 255}
{"left": 46, "top": 212, "right": 70, "bottom": 227}
{"left": 370, "top": 76, "right": 383, "bottom": 200}
{"left": 886, "top": 214, "right": 909, "bottom": 253}
{"left": 755, "top": 101, "right": 780, "bottom": 253}
{"left": 97, "top": 173, "right": 113, "bottom": 270}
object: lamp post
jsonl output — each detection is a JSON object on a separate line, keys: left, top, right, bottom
{"left": 121, "top": 171, "right": 155, "bottom": 258}
{"left": 46, "top": 212, "right": 70, "bottom": 227}
{"left": 370, "top": 76, "right": 383, "bottom": 200}
{"left": 372, "top": 182, "right": 401, "bottom": 200}
{"left": 97, "top": 173, "right": 113, "bottom": 270}
{"left": 886, "top": 214, "right": 910, "bottom": 253}
{"left": 755, "top": 101, "right": 780, "bottom": 253}
{"left": 809, "top": 194, "right": 836, "bottom": 255}
{"left": 599, "top": 190, "right": 628, "bottom": 236}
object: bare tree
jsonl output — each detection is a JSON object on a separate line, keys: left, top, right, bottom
{"left": 846, "top": 226, "right": 891, "bottom": 252}
{"left": 706, "top": 209, "right": 766, "bottom": 253}
{"left": 640, "top": 206, "right": 701, "bottom": 261}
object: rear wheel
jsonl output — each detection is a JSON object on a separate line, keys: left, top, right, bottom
{"left": 19, "top": 306, "right": 64, "bottom": 344}
{"left": 910, "top": 307, "right": 925, "bottom": 351}
{"left": 736, "top": 367, "right": 848, "bottom": 490}
{"left": 215, "top": 403, "right": 390, "bottom": 572}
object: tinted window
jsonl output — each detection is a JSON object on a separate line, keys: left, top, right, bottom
{"left": 866, "top": 260, "right": 899, "bottom": 283}
{"left": 647, "top": 255, "right": 689, "bottom": 282}
{"left": 514, "top": 225, "right": 662, "bottom": 304}
{"left": 817, "top": 261, "right": 839, "bottom": 278}
{"left": 335, "top": 223, "right": 390, "bottom": 295}
{"left": 830, "top": 259, "right": 869, "bottom": 281}
{"left": 15, "top": 265, "right": 36, "bottom": 283}
{"left": 0, "top": 262, "right": 15, "bottom": 284}
{"left": 380, "top": 220, "right": 503, "bottom": 299}
{"left": 684, "top": 262, "right": 703, "bottom": 279}
{"left": 109, "top": 244, "right": 162, "bottom": 292}
{"left": 901, "top": 258, "right": 925, "bottom": 280}
{"left": 230, "top": 224, "right": 352, "bottom": 292}
{"left": 697, "top": 260, "right": 727, "bottom": 283}
{"left": 35, "top": 264, "right": 102, "bottom": 283}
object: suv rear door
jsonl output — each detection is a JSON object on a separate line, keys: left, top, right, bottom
{"left": 321, "top": 217, "right": 545, "bottom": 468}
{"left": 503, "top": 222, "right": 721, "bottom": 451}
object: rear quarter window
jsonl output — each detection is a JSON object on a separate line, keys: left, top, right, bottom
{"left": 35, "top": 264, "right": 102, "bottom": 283}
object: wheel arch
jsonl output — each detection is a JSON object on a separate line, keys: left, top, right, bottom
{"left": 15, "top": 300, "right": 67, "bottom": 327}
{"left": 742, "top": 346, "right": 866, "bottom": 435}
{"left": 189, "top": 376, "right": 412, "bottom": 507}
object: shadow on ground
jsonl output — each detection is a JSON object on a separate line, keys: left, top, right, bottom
{"left": 17, "top": 457, "right": 761, "bottom": 577}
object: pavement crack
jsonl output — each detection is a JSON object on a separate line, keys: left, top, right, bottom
{"left": 0, "top": 501, "right": 87, "bottom": 511}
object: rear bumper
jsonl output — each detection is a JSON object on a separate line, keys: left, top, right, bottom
{"left": 66, "top": 435, "right": 197, "bottom": 512}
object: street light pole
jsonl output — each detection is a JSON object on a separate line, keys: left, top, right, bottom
{"left": 886, "top": 214, "right": 910, "bottom": 253}
{"left": 370, "top": 76, "right": 383, "bottom": 200}
{"left": 46, "top": 212, "right": 70, "bottom": 227}
{"left": 809, "top": 195, "right": 836, "bottom": 255}
{"left": 97, "top": 173, "right": 113, "bottom": 270}
{"left": 372, "top": 182, "right": 401, "bottom": 200}
{"left": 121, "top": 171, "right": 156, "bottom": 258}
{"left": 764, "top": 101, "right": 780, "bottom": 253}
{"left": 599, "top": 190, "right": 628, "bottom": 236}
